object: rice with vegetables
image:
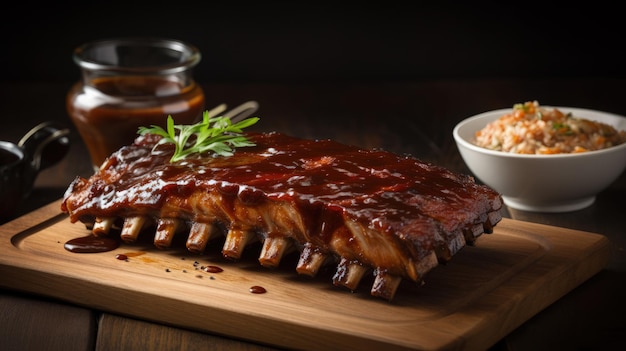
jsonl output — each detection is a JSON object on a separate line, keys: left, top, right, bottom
{"left": 473, "top": 101, "right": 626, "bottom": 154}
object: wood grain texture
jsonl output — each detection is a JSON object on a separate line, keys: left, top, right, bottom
{"left": 0, "top": 200, "right": 610, "bottom": 351}
{"left": 96, "top": 313, "right": 280, "bottom": 351}
{"left": 0, "top": 290, "right": 97, "bottom": 351}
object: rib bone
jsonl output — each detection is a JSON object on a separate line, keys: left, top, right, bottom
{"left": 121, "top": 216, "right": 149, "bottom": 243}
{"left": 222, "top": 227, "right": 257, "bottom": 260}
{"left": 154, "top": 218, "right": 182, "bottom": 249}
{"left": 333, "top": 258, "right": 369, "bottom": 291}
{"left": 371, "top": 269, "right": 402, "bottom": 300}
{"left": 186, "top": 222, "right": 218, "bottom": 253}
{"left": 296, "top": 243, "right": 332, "bottom": 276}
{"left": 92, "top": 217, "right": 114, "bottom": 236}
{"left": 259, "top": 235, "right": 293, "bottom": 268}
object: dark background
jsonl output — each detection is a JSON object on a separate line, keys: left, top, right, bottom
{"left": 3, "top": 1, "right": 624, "bottom": 84}
{"left": 4, "top": 1, "right": 625, "bottom": 172}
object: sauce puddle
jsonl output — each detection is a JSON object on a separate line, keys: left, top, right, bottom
{"left": 65, "top": 235, "right": 268, "bottom": 296}
{"left": 64, "top": 235, "right": 120, "bottom": 253}
{"left": 249, "top": 286, "right": 267, "bottom": 294}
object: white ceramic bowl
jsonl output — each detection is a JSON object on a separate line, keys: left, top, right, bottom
{"left": 453, "top": 107, "right": 626, "bottom": 212}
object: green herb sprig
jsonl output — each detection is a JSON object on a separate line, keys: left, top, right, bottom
{"left": 138, "top": 111, "right": 259, "bottom": 162}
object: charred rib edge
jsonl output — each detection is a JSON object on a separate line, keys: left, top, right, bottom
{"left": 484, "top": 210, "right": 502, "bottom": 233}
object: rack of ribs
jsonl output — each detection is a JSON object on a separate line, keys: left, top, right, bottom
{"left": 61, "top": 131, "right": 503, "bottom": 301}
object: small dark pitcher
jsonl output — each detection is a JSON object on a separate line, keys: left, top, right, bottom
{"left": 0, "top": 122, "right": 70, "bottom": 221}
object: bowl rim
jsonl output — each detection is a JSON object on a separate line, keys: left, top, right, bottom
{"left": 453, "top": 106, "right": 626, "bottom": 159}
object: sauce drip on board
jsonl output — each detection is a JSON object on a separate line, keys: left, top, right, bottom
{"left": 249, "top": 286, "right": 267, "bottom": 294}
{"left": 202, "top": 265, "right": 223, "bottom": 273}
{"left": 64, "top": 235, "right": 120, "bottom": 253}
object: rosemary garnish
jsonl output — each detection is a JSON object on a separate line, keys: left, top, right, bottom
{"left": 138, "top": 111, "right": 259, "bottom": 162}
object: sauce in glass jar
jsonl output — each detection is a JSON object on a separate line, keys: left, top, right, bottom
{"left": 67, "top": 38, "right": 205, "bottom": 169}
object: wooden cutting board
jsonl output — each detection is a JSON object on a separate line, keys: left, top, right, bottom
{"left": 0, "top": 200, "right": 610, "bottom": 351}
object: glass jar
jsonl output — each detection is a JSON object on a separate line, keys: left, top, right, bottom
{"left": 67, "top": 38, "right": 205, "bottom": 169}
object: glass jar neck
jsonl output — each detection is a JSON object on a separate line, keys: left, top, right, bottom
{"left": 73, "top": 38, "right": 201, "bottom": 96}
{"left": 74, "top": 38, "right": 200, "bottom": 79}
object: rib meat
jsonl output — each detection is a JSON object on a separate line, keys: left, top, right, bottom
{"left": 61, "top": 132, "right": 503, "bottom": 301}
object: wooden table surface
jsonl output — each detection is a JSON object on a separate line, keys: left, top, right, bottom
{"left": 1, "top": 79, "right": 625, "bottom": 350}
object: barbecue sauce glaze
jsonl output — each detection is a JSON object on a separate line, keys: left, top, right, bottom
{"left": 62, "top": 132, "right": 502, "bottom": 251}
